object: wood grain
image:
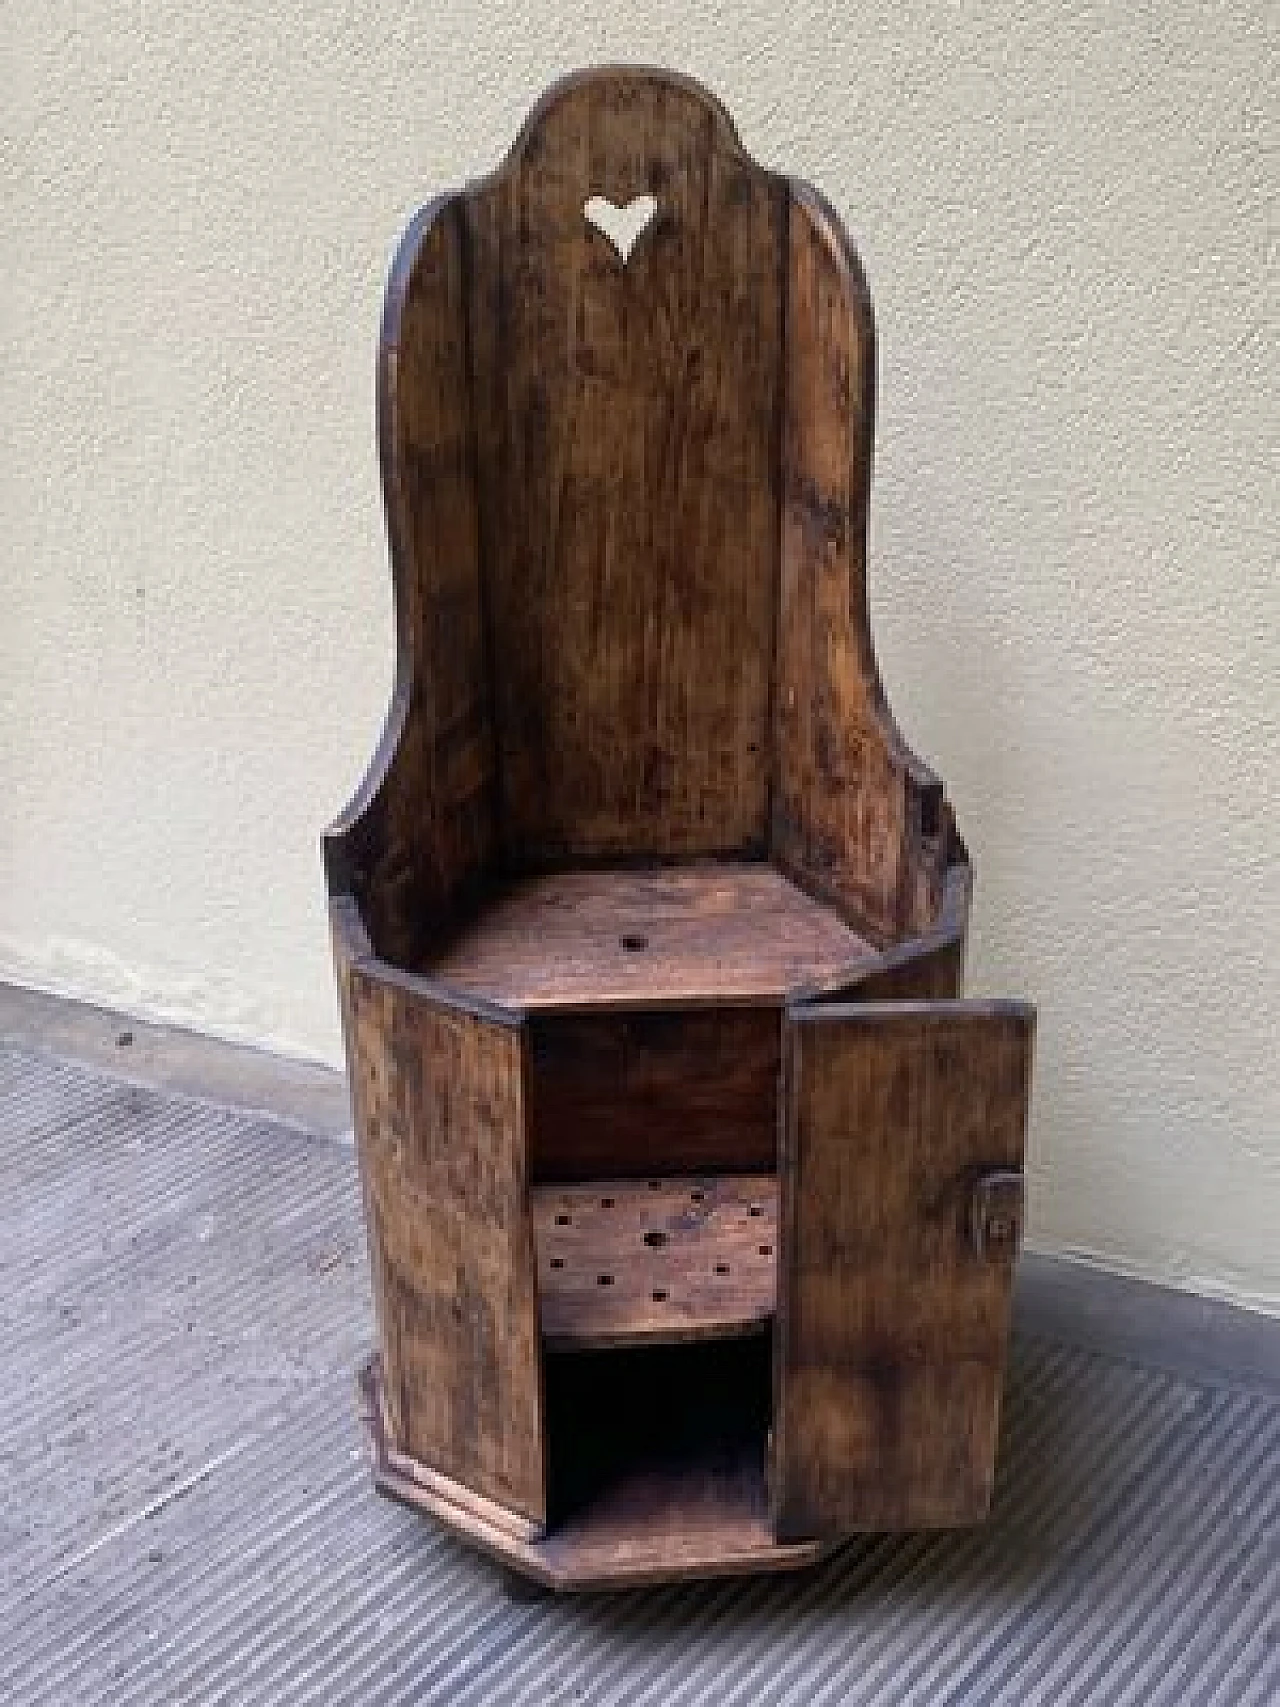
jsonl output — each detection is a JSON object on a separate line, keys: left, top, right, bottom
{"left": 792, "top": 862, "right": 972, "bottom": 1005}
{"left": 325, "top": 195, "right": 495, "bottom": 971}
{"left": 773, "top": 182, "right": 953, "bottom": 945}
{"left": 527, "top": 1004, "right": 780, "bottom": 1180}
{"left": 345, "top": 963, "right": 546, "bottom": 1525}
{"left": 422, "top": 865, "right": 872, "bottom": 1007}
{"left": 466, "top": 71, "right": 787, "bottom": 868}
{"left": 532, "top": 1174, "right": 778, "bottom": 1349}
{"left": 772, "top": 999, "right": 1035, "bottom": 1537}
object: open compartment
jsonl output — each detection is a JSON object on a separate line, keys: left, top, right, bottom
{"left": 541, "top": 1337, "right": 775, "bottom": 1559}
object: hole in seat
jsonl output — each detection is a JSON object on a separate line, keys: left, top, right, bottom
{"left": 643, "top": 1230, "right": 667, "bottom": 1248}
{"left": 652, "top": 1289, "right": 668, "bottom": 1303}
{"left": 620, "top": 933, "right": 648, "bottom": 953}
{"left": 597, "top": 1273, "right": 615, "bottom": 1287}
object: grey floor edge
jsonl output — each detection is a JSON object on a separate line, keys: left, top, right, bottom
{"left": 2, "top": 995, "right": 1278, "bottom": 1704}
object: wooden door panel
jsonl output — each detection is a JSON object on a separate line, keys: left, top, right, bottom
{"left": 773, "top": 999, "right": 1034, "bottom": 1537}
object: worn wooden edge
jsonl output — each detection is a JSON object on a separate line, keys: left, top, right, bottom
{"left": 358, "top": 1354, "right": 545, "bottom": 1544}
{"left": 359, "top": 1352, "right": 826, "bottom": 1590}
{"left": 330, "top": 862, "right": 969, "bottom": 1020}
{"left": 322, "top": 192, "right": 468, "bottom": 896}
{"left": 787, "top": 859, "right": 973, "bottom": 1004}
{"left": 469, "top": 64, "right": 754, "bottom": 193}
{"left": 784, "top": 175, "right": 941, "bottom": 803}
{"left": 329, "top": 891, "right": 524, "bottom": 1028}
{"left": 786, "top": 995, "right": 1037, "bottom": 1031}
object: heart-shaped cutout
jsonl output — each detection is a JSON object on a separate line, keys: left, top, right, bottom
{"left": 584, "top": 193, "right": 658, "bottom": 264}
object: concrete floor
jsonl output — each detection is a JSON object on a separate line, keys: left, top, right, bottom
{"left": 2, "top": 993, "right": 1277, "bottom": 1705}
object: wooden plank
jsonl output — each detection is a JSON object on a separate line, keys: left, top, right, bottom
{"left": 464, "top": 70, "right": 787, "bottom": 866}
{"left": 773, "top": 999, "right": 1035, "bottom": 1537}
{"left": 528, "top": 1004, "right": 780, "bottom": 1180}
{"left": 772, "top": 182, "right": 953, "bottom": 945}
{"left": 346, "top": 962, "right": 545, "bottom": 1525}
{"left": 421, "top": 864, "right": 873, "bottom": 1007}
{"left": 324, "top": 193, "right": 495, "bottom": 970}
{"left": 531, "top": 1175, "right": 778, "bottom": 1349}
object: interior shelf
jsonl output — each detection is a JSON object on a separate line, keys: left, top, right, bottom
{"left": 421, "top": 864, "right": 873, "bottom": 1007}
{"left": 532, "top": 1173, "right": 779, "bottom": 1351}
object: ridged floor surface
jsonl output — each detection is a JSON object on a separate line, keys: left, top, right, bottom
{"left": 2, "top": 1043, "right": 1276, "bottom": 1705}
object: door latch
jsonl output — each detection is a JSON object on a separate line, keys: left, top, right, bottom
{"left": 970, "top": 1170, "right": 1025, "bottom": 1262}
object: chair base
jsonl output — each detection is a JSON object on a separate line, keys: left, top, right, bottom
{"left": 358, "top": 1354, "right": 826, "bottom": 1591}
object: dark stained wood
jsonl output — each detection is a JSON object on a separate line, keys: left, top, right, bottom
{"left": 527, "top": 1004, "right": 780, "bottom": 1181}
{"left": 465, "top": 71, "right": 787, "bottom": 868}
{"left": 325, "top": 195, "right": 495, "bottom": 971}
{"left": 793, "top": 862, "right": 972, "bottom": 1005}
{"left": 360, "top": 1349, "right": 824, "bottom": 1589}
{"left": 772, "top": 182, "right": 953, "bottom": 945}
{"left": 422, "top": 865, "right": 873, "bottom": 1007}
{"left": 772, "top": 999, "right": 1035, "bottom": 1537}
{"left": 345, "top": 961, "right": 546, "bottom": 1525}
{"left": 532, "top": 1174, "right": 778, "bottom": 1349}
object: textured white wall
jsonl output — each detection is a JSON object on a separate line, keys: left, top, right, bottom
{"left": 4, "top": 3, "right": 1276, "bottom": 1309}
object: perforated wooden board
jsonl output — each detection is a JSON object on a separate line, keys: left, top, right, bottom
{"left": 532, "top": 1175, "right": 779, "bottom": 1350}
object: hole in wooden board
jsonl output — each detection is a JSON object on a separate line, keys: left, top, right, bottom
{"left": 643, "top": 1230, "right": 667, "bottom": 1249}
{"left": 597, "top": 1273, "right": 615, "bottom": 1287}
{"left": 550, "top": 1257, "right": 565, "bottom": 1270}
{"left": 648, "top": 1180, "right": 662, "bottom": 1191}
{"left": 555, "top": 1213, "right": 571, "bottom": 1226}
{"left": 600, "top": 1197, "right": 615, "bottom": 1208}
{"left": 652, "top": 1289, "right": 669, "bottom": 1303}
{"left": 583, "top": 192, "right": 658, "bottom": 263}
{"left": 748, "top": 1205, "right": 762, "bottom": 1217}
{"left": 758, "top": 1245, "right": 772, "bottom": 1257}
{"left": 690, "top": 1188, "right": 705, "bottom": 1203}
{"left": 620, "top": 933, "right": 648, "bottom": 953}
{"left": 714, "top": 1262, "right": 730, "bottom": 1276}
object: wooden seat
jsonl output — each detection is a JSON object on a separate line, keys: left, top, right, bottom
{"left": 326, "top": 67, "right": 1035, "bottom": 1590}
{"left": 421, "top": 865, "right": 874, "bottom": 1008}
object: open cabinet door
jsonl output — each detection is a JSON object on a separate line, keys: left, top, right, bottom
{"left": 772, "top": 999, "right": 1034, "bottom": 1539}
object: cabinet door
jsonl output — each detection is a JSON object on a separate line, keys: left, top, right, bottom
{"left": 772, "top": 1000, "right": 1034, "bottom": 1538}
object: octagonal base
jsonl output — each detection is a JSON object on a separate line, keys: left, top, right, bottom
{"left": 357, "top": 1354, "right": 826, "bottom": 1591}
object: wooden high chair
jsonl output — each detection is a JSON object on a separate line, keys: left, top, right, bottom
{"left": 325, "top": 67, "right": 1035, "bottom": 1591}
